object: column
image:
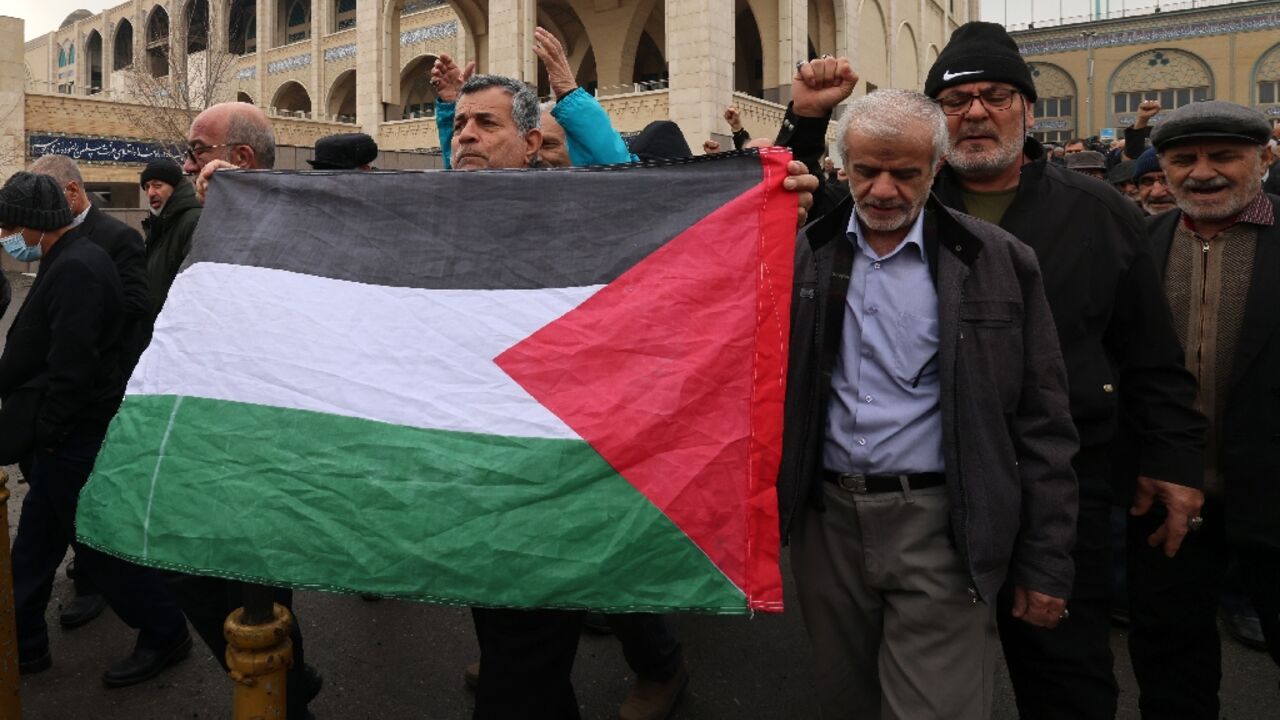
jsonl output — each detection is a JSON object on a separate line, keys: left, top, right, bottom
{"left": 0, "top": 17, "right": 25, "bottom": 182}
{"left": 310, "top": 0, "right": 323, "bottom": 118}
{"left": 355, "top": 0, "right": 382, "bottom": 134}
{"left": 487, "top": 0, "right": 536, "bottom": 82}
{"left": 775, "top": 0, "right": 806, "bottom": 105}
{"left": 255, "top": 0, "right": 270, "bottom": 105}
{"left": 665, "top": 0, "right": 734, "bottom": 151}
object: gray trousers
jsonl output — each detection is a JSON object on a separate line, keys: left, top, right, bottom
{"left": 792, "top": 481, "right": 998, "bottom": 720}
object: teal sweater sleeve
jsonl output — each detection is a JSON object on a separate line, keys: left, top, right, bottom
{"left": 551, "top": 88, "right": 639, "bottom": 165}
{"left": 435, "top": 98, "right": 455, "bottom": 169}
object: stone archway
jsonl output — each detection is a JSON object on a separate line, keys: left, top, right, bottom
{"left": 273, "top": 80, "right": 312, "bottom": 115}
{"left": 735, "top": 1, "right": 764, "bottom": 98}
{"left": 1029, "top": 62, "right": 1077, "bottom": 145}
{"left": 396, "top": 54, "right": 437, "bottom": 119}
{"left": 892, "top": 22, "right": 918, "bottom": 89}
{"left": 1108, "top": 48, "right": 1213, "bottom": 127}
{"left": 85, "top": 30, "right": 104, "bottom": 93}
{"left": 382, "top": 0, "right": 486, "bottom": 107}
{"left": 328, "top": 69, "right": 358, "bottom": 121}
{"left": 146, "top": 5, "right": 171, "bottom": 78}
{"left": 113, "top": 19, "right": 134, "bottom": 70}
{"left": 858, "top": 0, "right": 887, "bottom": 94}
{"left": 228, "top": 0, "right": 257, "bottom": 55}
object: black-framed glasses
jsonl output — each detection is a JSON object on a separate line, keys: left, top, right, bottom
{"left": 1137, "top": 175, "right": 1169, "bottom": 188}
{"left": 936, "top": 88, "right": 1019, "bottom": 116}
{"left": 185, "top": 143, "right": 236, "bottom": 163}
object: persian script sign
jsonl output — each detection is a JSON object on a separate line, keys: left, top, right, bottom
{"left": 28, "top": 134, "right": 182, "bottom": 164}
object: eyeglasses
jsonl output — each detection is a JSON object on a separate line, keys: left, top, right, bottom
{"left": 1137, "top": 175, "right": 1169, "bottom": 188}
{"left": 185, "top": 143, "right": 238, "bottom": 163}
{"left": 936, "top": 88, "right": 1019, "bottom": 116}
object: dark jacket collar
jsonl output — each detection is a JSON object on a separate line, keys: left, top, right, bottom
{"left": 803, "top": 193, "right": 984, "bottom": 273}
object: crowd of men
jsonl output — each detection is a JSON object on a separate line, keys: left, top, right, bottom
{"left": 0, "top": 17, "right": 1276, "bottom": 720}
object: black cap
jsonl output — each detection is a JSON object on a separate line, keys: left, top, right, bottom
{"left": 1133, "top": 147, "right": 1161, "bottom": 181}
{"left": 1108, "top": 159, "right": 1137, "bottom": 185}
{"left": 140, "top": 158, "right": 184, "bottom": 189}
{"left": 626, "top": 121, "right": 692, "bottom": 161}
{"left": 0, "top": 171, "right": 73, "bottom": 231}
{"left": 925, "top": 22, "right": 1037, "bottom": 103}
{"left": 1149, "top": 101, "right": 1271, "bottom": 151}
{"left": 308, "top": 133, "right": 379, "bottom": 169}
{"left": 1066, "top": 150, "right": 1107, "bottom": 171}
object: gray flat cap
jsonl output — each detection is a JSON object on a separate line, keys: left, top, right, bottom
{"left": 1066, "top": 150, "right": 1107, "bottom": 171}
{"left": 1150, "top": 101, "right": 1271, "bottom": 150}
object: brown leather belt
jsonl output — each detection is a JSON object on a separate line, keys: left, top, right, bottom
{"left": 822, "top": 470, "right": 946, "bottom": 494}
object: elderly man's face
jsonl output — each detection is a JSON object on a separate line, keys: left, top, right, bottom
{"left": 538, "top": 113, "right": 571, "bottom": 168}
{"left": 144, "top": 180, "right": 175, "bottom": 213}
{"left": 940, "top": 82, "right": 1031, "bottom": 178}
{"left": 452, "top": 87, "right": 542, "bottom": 171}
{"left": 1137, "top": 171, "right": 1176, "bottom": 215}
{"left": 843, "top": 124, "right": 938, "bottom": 234}
{"left": 1159, "top": 140, "right": 1269, "bottom": 222}
{"left": 183, "top": 109, "right": 233, "bottom": 174}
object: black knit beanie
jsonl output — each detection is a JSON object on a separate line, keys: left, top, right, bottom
{"left": 925, "top": 22, "right": 1037, "bottom": 102}
{"left": 140, "top": 159, "right": 184, "bottom": 189}
{"left": 0, "top": 171, "right": 73, "bottom": 231}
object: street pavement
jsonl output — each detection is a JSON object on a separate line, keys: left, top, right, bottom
{"left": 3, "top": 270, "right": 1278, "bottom": 719}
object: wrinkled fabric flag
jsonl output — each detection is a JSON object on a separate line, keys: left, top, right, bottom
{"left": 77, "top": 149, "right": 796, "bottom": 613}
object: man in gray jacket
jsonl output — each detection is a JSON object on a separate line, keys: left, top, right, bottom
{"left": 777, "top": 88, "right": 1079, "bottom": 719}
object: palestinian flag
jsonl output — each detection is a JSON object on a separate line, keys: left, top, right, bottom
{"left": 77, "top": 150, "right": 796, "bottom": 613}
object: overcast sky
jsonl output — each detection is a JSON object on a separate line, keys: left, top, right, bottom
{"left": 6, "top": 0, "right": 1236, "bottom": 42}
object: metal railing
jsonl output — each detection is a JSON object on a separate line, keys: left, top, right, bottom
{"left": 998, "top": 0, "right": 1257, "bottom": 32}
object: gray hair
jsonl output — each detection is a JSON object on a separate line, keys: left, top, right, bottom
{"left": 835, "top": 90, "right": 950, "bottom": 168}
{"left": 461, "top": 74, "right": 541, "bottom": 134}
{"left": 226, "top": 108, "right": 277, "bottom": 169}
{"left": 29, "top": 154, "right": 84, "bottom": 188}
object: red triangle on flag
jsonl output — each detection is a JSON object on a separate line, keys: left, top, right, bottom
{"left": 496, "top": 150, "right": 796, "bottom": 610}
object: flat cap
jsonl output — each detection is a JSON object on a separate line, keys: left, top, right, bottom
{"left": 1066, "top": 150, "right": 1107, "bottom": 171}
{"left": 1108, "top": 159, "right": 1137, "bottom": 185}
{"left": 1150, "top": 101, "right": 1271, "bottom": 150}
{"left": 308, "top": 132, "right": 379, "bottom": 169}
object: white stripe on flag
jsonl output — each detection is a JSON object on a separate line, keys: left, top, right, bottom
{"left": 130, "top": 262, "right": 603, "bottom": 440}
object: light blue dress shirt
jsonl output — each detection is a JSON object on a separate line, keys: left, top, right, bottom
{"left": 821, "top": 210, "right": 945, "bottom": 475}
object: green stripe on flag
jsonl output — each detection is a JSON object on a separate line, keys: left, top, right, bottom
{"left": 78, "top": 395, "right": 748, "bottom": 613}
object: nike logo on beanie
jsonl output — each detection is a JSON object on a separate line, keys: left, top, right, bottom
{"left": 942, "top": 70, "right": 984, "bottom": 81}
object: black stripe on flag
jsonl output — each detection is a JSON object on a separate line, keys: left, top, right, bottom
{"left": 191, "top": 152, "right": 767, "bottom": 290}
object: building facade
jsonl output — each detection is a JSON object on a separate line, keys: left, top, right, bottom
{"left": 1013, "top": 0, "right": 1280, "bottom": 145}
{"left": 11, "top": 0, "right": 978, "bottom": 192}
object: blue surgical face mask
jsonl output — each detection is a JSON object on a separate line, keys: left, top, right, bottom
{"left": 1, "top": 230, "right": 43, "bottom": 262}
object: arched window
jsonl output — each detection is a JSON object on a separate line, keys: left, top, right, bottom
{"left": 68, "top": 43, "right": 75, "bottom": 64}
{"left": 335, "top": 0, "right": 356, "bottom": 31}
{"left": 58, "top": 47, "right": 67, "bottom": 68}
{"left": 1109, "top": 49, "right": 1212, "bottom": 128}
{"left": 284, "top": 0, "right": 311, "bottom": 44}
{"left": 1029, "top": 63, "right": 1078, "bottom": 145}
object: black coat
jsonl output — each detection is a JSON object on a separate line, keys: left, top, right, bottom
{"left": 0, "top": 230, "right": 126, "bottom": 447}
{"left": 1147, "top": 194, "right": 1280, "bottom": 551}
{"left": 81, "top": 202, "right": 151, "bottom": 369}
{"left": 778, "top": 196, "right": 1079, "bottom": 600}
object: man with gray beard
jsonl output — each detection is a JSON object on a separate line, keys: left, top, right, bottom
{"left": 1133, "top": 100, "right": 1280, "bottom": 718}
{"left": 773, "top": 20, "right": 1206, "bottom": 720}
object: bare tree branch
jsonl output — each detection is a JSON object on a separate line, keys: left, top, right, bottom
{"left": 119, "top": 5, "right": 244, "bottom": 147}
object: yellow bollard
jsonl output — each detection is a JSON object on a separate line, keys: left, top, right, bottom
{"left": 225, "top": 601, "right": 293, "bottom": 720}
{"left": 0, "top": 469, "right": 22, "bottom": 719}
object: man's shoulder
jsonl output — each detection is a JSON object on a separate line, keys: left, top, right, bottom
{"left": 936, "top": 203, "right": 1036, "bottom": 265}
{"left": 1033, "top": 161, "right": 1143, "bottom": 225}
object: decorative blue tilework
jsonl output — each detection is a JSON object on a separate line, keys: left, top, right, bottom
{"left": 324, "top": 44, "right": 357, "bottom": 62}
{"left": 268, "top": 53, "right": 312, "bottom": 75}
{"left": 1017, "top": 12, "right": 1280, "bottom": 55}
{"left": 401, "top": 20, "right": 457, "bottom": 47}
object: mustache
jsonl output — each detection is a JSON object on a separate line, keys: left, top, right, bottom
{"left": 858, "top": 200, "right": 908, "bottom": 211}
{"left": 1182, "top": 176, "right": 1231, "bottom": 191}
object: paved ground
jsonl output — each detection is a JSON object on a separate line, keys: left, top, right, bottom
{"left": 3, "top": 270, "right": 1278, "bottom": 719}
